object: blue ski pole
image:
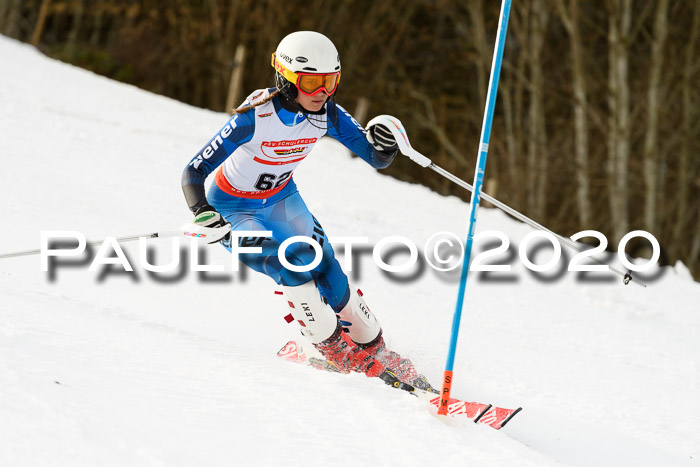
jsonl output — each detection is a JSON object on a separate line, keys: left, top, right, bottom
{"left": 438, "top": 0, "right": 512, "bottom": 415}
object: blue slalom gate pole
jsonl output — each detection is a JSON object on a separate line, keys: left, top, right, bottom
{"left": 438, "top": 0, "right": 512, "bottom": 415}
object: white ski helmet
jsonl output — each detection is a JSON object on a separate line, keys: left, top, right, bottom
{"left": 272, "top": 31, "right": 341, "bottom": 101}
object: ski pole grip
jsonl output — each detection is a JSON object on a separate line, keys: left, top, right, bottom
{"left": 366, "top": 114, "right": 432, "bottom": 168}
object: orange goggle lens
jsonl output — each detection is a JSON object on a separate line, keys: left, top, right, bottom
{"left": 296, "top": 72, "right": 340, "bottom": 96}
{"left": 272, "top": 53, "right": 341, "bottom": 96}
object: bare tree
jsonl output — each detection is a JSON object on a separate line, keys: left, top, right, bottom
{"left": 606, "top": 0, "right": 632, "bottom": 243}
{"left": 467, "top": 0, "right": 488, "bottom": 111}
{"left": 499, "top": 69, "right": 520, "bottom": 202}
{"left": 66, "top": 0, "right": 85, "bottom": 52}
{"left": 465, "top": 0, "right": 497, "bottom": 187}
{"left": 0, "top": 0, "right": 7, "bottom": 32}
{"left": 5, "top": 0, "right": 22, "bottom": 38}
{"left": 527, "top": 0, "right": 549, "bottom": 220}
{"left": 674, "top": 3, "right": 700, "bottom": 259}
{"left": 642, "top": 0, "right": 670, "bottom": 236}
{"left": 504, "top": 5, "right": 530, "bottom": 210}
{"left": 556, "top": 0, "right": 592, "bottom": 227}
{"left": 89, "top": 2, "right": 103, "bottom": 46}
{"left": 207, "top": 0, "right": 225, "bottom": 110}
{"left": 30, "top": 0, "right": 51, "bottom": 46}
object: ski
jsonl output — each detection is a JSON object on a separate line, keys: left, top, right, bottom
{"left": 277, "top": 340, "right": 521, "bottom": 430}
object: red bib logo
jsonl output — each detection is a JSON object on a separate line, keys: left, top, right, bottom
{"left": 257, "top": 138, "right": 318, "bottom": 165}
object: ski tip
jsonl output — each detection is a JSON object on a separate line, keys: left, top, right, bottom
{"left": 499, "top": 407, "right": 522, "bottom": 428}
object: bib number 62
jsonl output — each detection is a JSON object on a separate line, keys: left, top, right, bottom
{"left": 255, "top": 171, "right": 291, "bottom": 190}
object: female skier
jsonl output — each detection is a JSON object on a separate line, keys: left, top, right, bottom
{"left": 181, "top": 31, "right": 430, "bottom": 390}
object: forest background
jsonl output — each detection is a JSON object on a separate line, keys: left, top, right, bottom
{"left": 1, "top": 0, "right": 698, "bottom": 280}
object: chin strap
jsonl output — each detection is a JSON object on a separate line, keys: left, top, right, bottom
{"left": 278, "top": 88, "right": 339, "bottom": 131}
{"left": 305, "top": 95, "right": 340, "bottom": 131}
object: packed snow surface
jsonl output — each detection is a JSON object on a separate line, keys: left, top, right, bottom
{"left": 1, "top": 35, "right": 698, "bottom": 466}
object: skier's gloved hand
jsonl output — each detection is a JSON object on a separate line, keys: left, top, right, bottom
{"left": 367, "top": 123, "right": 398, "bottom": 164}
{"left": 193, "top": 205, "right": 231, "bottom": 244}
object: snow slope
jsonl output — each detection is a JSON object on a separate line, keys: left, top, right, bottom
{"left": 1, "top": 35, "right": 698, "bottom": 466}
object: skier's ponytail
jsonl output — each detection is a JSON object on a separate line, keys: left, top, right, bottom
{"left": 233, "top": 89, "right": 281, "bottom": 114}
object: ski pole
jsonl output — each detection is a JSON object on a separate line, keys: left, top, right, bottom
{"left": 0, "top": 231, "right": 170, "bottom": 260}
{"left": 427, "top": 164, "right": 643, "bottom": 287}
{"left": 368, "top": 125, "right": 644, "bottom": 287}
{"left": 0, "top": 223, "right": 231, "bottom": 260}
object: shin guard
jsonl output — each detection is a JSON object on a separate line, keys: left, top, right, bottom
{"left": 283, "top": 281, "right": 338, "bottom": 344}
{"left": 336, "top": 288, "right": 381, "bottom": 345}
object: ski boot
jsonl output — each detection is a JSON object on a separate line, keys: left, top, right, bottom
{"left": 358, "top": 331, "right": 439, "bottom": 393}
{"left": 314, "top": 323, "right": 386, "bottom": 377}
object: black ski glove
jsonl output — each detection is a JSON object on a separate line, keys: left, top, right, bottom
{"left": 194, "top": 205, "right": 231, "bottom": 243}
{"left": 367, "top": 123, "right": 399, "bottom": 164}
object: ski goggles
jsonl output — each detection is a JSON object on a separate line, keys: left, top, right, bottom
{"left": 272, "top": 53, "right": 341, "bottom": 96}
